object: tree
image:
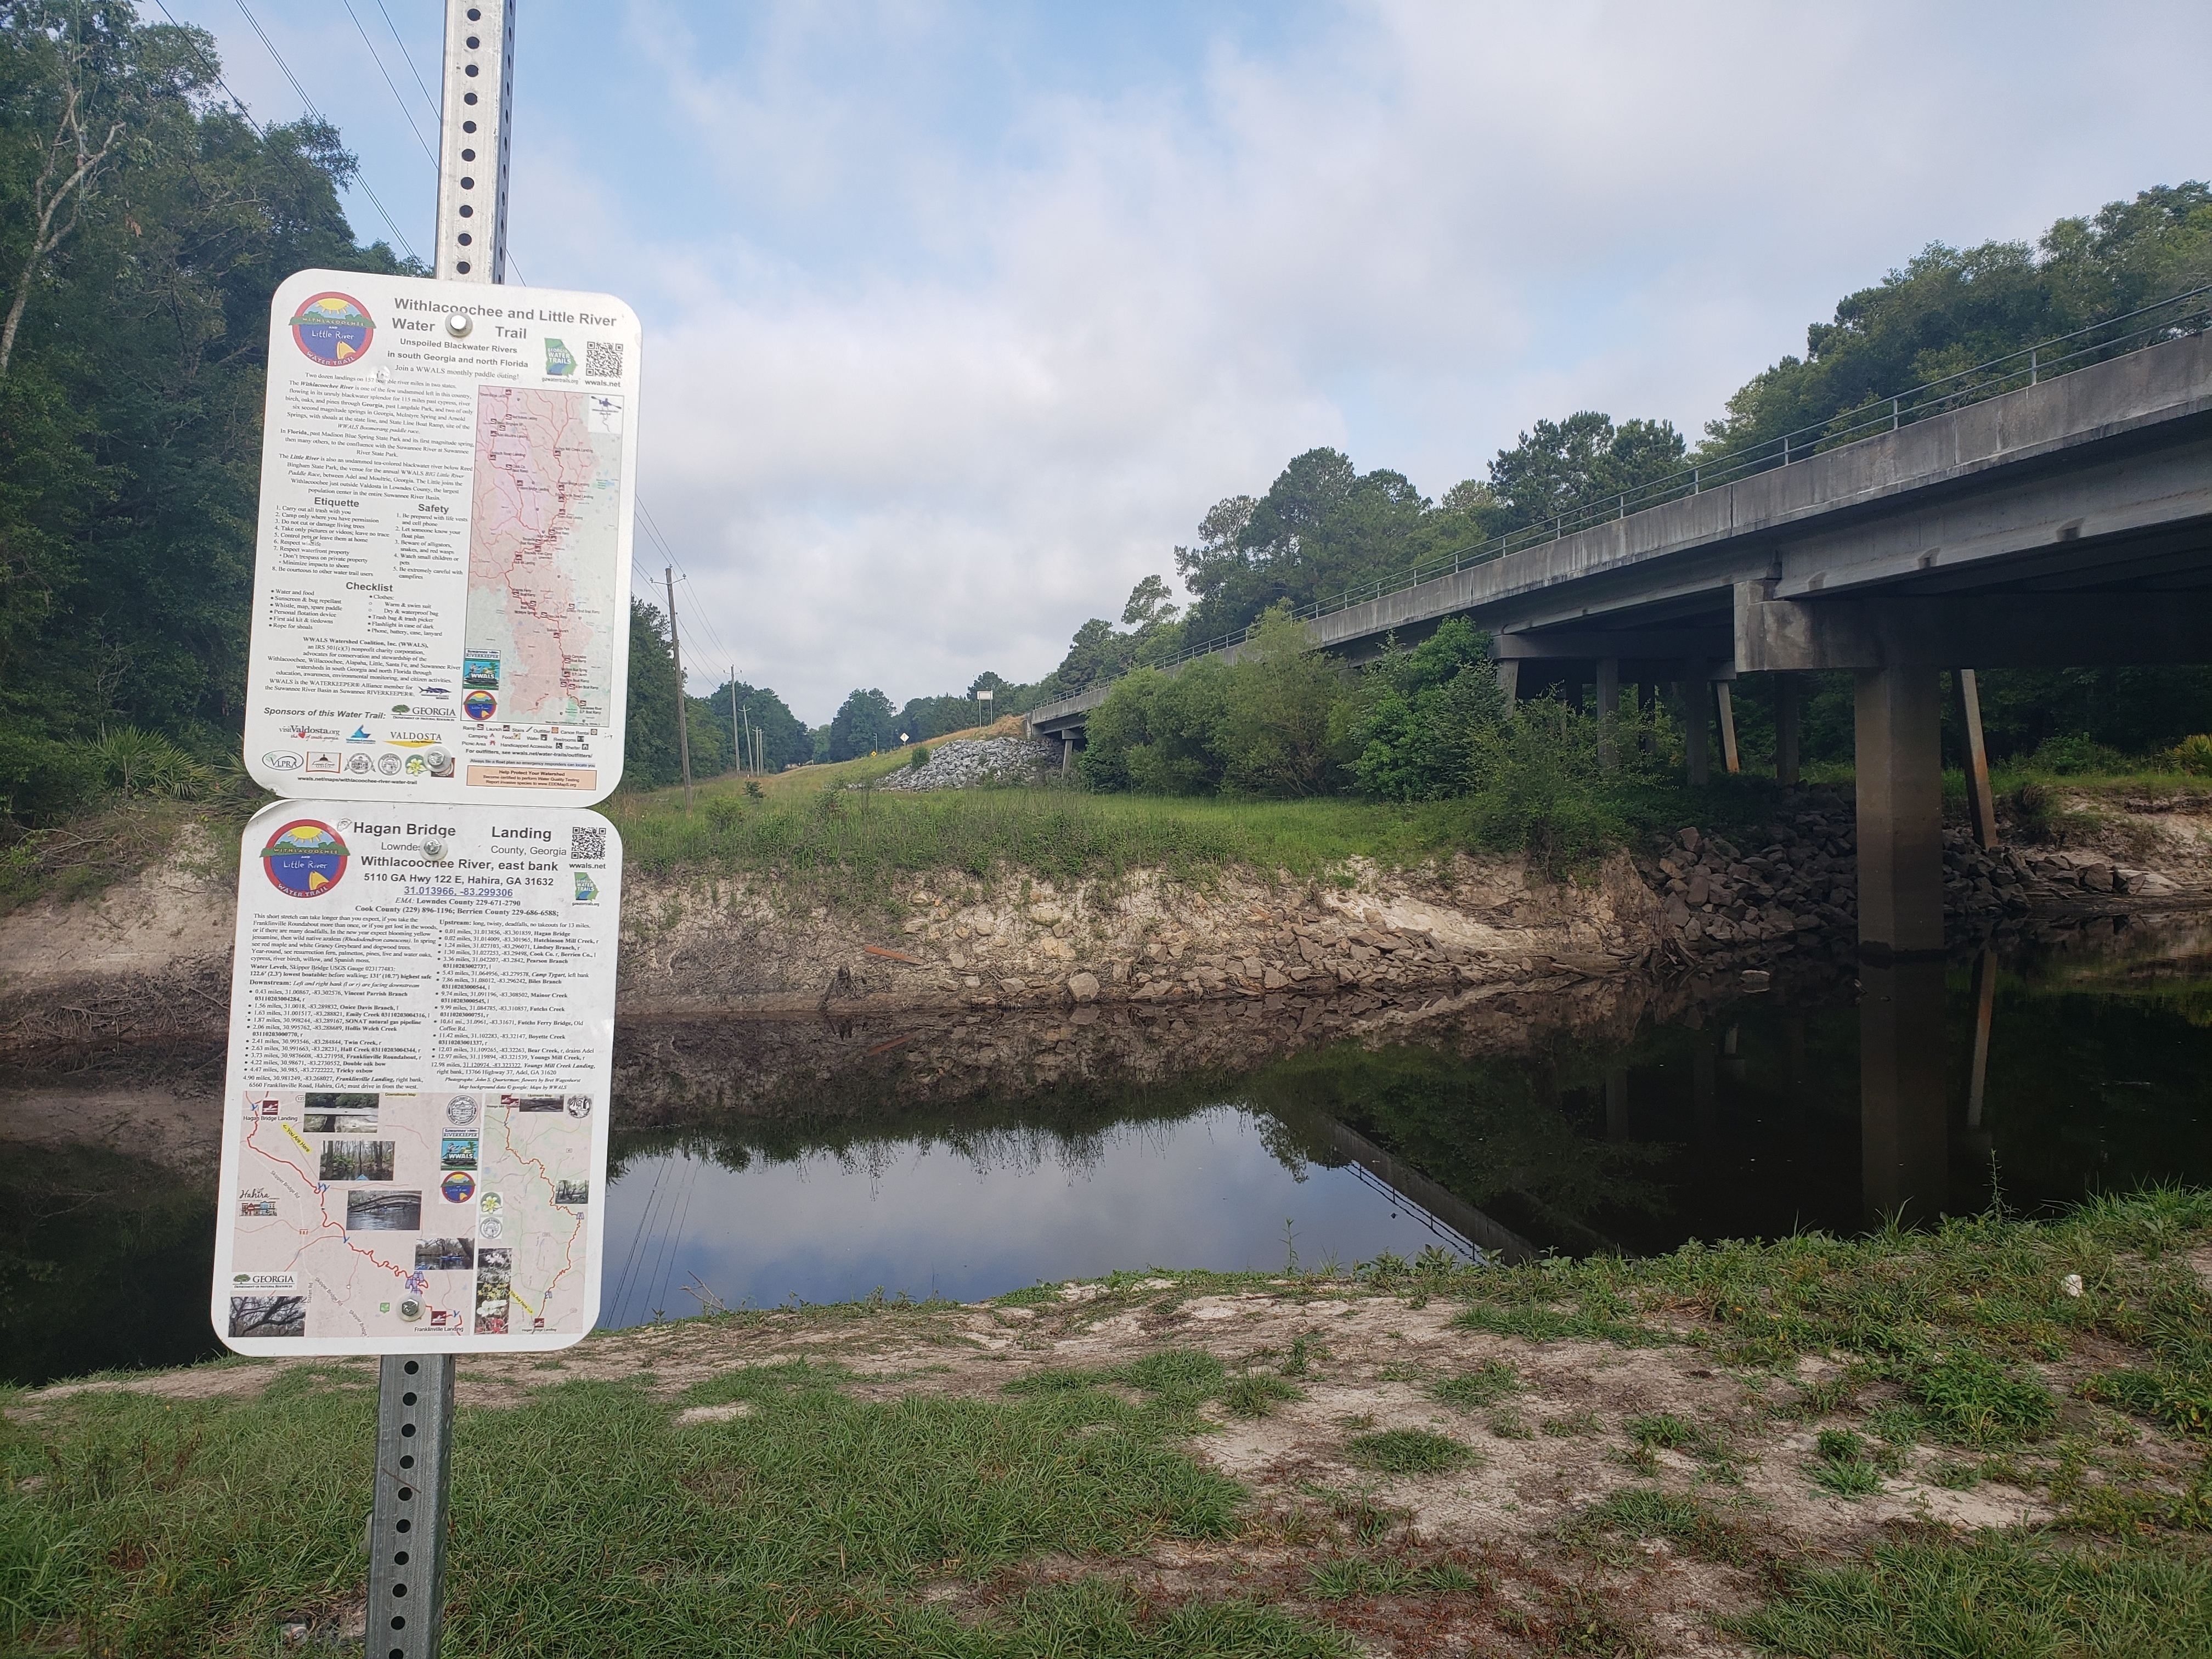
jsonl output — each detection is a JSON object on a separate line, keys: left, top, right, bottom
{"left": 624, "top": 600, "right": 681, "bottom": 788}
{"left": 1485, "top": 413, "right": 1688, "bottom": 532}
{"left": 0, "top": 3, "right": 414, "bottom": 820}
{"left": 827, "top": 687, "right": 898, "bottom": 760}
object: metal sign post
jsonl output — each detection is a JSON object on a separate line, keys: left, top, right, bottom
{"left": 366, "top": 1356, "right": 456, "bottom": 1659}
{"left": 434, "top": 0, "right": 514, "bottom": 284}
{"left": 377, "top": 3, "right": 507, "bottom": 1652}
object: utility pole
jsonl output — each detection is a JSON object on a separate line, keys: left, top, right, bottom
{"left": 665, "top": 567, "right": 693, "bottom": 806}
{"left": 729, "top": 669, "right": 740, "bottom": 777}
{"left": 368, "top": 8, "right": 518, "bottom": 1655}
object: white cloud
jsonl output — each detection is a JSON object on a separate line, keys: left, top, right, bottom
{"left": 195, "top": 0, "right": 2212, "bottom": 722}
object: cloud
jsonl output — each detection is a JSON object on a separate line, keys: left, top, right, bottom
{"left": 246, "top": 0, "right": 2212, "bottom": 723}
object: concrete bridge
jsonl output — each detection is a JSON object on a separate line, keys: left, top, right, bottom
{"left": 1030, "top": 330, "right": 2212, "bottom": 960}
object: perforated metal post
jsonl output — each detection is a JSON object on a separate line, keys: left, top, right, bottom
{"left": 366, "top": 1355, "right": 456, "bottom": 1659}
{"left": 436, "top": 0, "right": 516, "bottom": 281}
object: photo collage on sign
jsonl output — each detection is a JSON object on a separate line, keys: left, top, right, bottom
{"left": 223, "top": 1087, "right": 586, "bottom": 1340}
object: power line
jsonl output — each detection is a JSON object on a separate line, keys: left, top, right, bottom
{"left": 341, "top": 0, "right": 437, "bottom": 170}
{"left": 374, "top": 0, "right": 441, "bottom": 125}
{"left": 150, "top": 1, "right": 264, "bottom": 136}
{"left": 228, "top": 0, "right": 421, "bottom": 262}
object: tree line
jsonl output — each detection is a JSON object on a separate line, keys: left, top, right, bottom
{"left": 1040, "top": 181, "right": 2212, "bottom": 769}
{"left": 2, "top": 0, "right": 2207, "bottom": 820}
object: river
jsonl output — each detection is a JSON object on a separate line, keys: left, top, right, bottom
{"left": 7, "top": 911, "right": 2208, "bottom": 1386}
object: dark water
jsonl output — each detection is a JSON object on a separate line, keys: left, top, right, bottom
{"left": 8, "top": 914, "right": 2210, "bottom": 1384}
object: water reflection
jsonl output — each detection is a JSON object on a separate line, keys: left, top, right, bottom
{"left": 6, "top": 914, "right": 2210, "bottom": 1381}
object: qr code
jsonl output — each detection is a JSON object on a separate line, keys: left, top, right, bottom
{"left": 570, "top": 826, "right": 606, "bottom": 862}
{"left": 585, "top": 341, "right": 623, "bottom": 378}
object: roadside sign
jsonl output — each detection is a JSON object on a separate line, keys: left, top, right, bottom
{"left": 211, "top": 800, "right": 620, "bottom": 1354}
{"left": 244, "top": 269, "right": 642, "bottom": 806}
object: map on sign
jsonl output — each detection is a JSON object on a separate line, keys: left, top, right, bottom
{"left": 463, "top": 388, "right": 624, "bottom": 726}
{"left": 242, "top": 268, "right": 641, "bottom": 806}
{"left": 211, "top": 801, "right": 620, "bottom": 1355}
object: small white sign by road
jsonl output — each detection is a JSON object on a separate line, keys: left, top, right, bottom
{"left": 244, "top": 270, "right": 642, "bottom": 805}
{"left": 211, "top": 800, "right": 620, "bottom": 1355}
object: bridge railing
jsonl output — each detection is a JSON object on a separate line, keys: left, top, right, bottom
{"left": 1103, "top": 284, "right": 2212, "bottom": 684}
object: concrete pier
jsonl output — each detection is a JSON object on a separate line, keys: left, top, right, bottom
{"left": 1859, "top": 957, "right": 1950, "bottom": 1226}
{"left": 1853, "top": 667, "right": 1945, "bottom": 957}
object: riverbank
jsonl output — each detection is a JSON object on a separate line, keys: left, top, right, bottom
{"left": 5, "top": 774, "right": 2209, "bottom": 1077}
{"left": 9, "top": 1188, "right": 2211, "bottom": 1656}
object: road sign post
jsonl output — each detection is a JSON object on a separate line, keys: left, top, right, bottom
{"left": 212, "top": 8, "right": 644, "bottom": 1654}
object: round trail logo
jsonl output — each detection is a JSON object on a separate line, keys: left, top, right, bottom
{"left": 463, "top": 690, "right": 497, "bottom": 721}
{"left": 261, "top": 820, "right": 348, "bottom": 898}
{"left": 289, "top": 291, "right": 374, "bottom": 365}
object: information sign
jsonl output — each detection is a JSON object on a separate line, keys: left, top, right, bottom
{"left": 211, "top": 800, "right": 621, "bottom": 1354}
{"left": 245, "top": 270, "right": 642, "bottom": 805}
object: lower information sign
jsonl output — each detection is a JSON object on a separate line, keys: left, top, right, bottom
{"left": 212, "top": 800, "right": 621, "bottom": 1354}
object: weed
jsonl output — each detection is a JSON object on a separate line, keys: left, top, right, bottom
{"left": 1734, "top": 1533, "right": 2212, "bottom": 1657}
{"left": 1908, "top": 1350, "right": 2057, "bottom": 1446}
{"left": 1626, "top": 1412, "right": 1700, "bottom": 1451}
{"left": 1306, "top": 1555, "right": 1486, "bottom": 1600}
{"left": 1344, "top": 1429, "right": 1479, "bottom": 1475}
{"left": 1542, "top": 1411, "right": 1603, "bottom": 1438}
{"left": 1810, "top": 1431, "right": 1884, "bottom": 1498}
{"left": 1565, "top": 1488, "right": 1754, "bottom": 1566}
{"left": 1432, "top": 1361, "right": 1519, "bottom": 1413}
{"left": 1487, "top": 1410, "right": 1534, "bottom": 1440}
{"left": 1223, "top": 1375, "right": 1306, "bottom": 1419}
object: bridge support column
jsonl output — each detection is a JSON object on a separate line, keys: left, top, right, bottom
{"left": 1854, "top": 667, "right": 1945, "bottom": 957}
{"left": 1679, "top": 664, "right": 1709, "bottom": 786}
{"left": 1060, "top": 736, "right": 1074, "bottom": 775}
{"left": 1775, "top": 673, "right": 1801, "bottom": 786}
{"left": 1595, "top": 657, "right": 1618, "bottom": 772}
{"left": 1495, "top": 659, "right": 1519, "bottom": 703}
{"left": 1860, "top": 956, "right": 1950, "bottom": 1226}
{"left": 1954, "top": 669, "right": 1999, "bottom": 850}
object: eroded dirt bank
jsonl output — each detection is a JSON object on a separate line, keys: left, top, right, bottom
{"left": 5, "top": 788, "right": 2209, "bottom": 1155}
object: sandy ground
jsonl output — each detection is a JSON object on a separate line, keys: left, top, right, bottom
{"left": 23, "top": 1274, "right": 2191, "bottom": 1658}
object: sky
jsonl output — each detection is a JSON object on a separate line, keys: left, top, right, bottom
{"left": 171, "top": 1, "right": 2211, "bottom": 726}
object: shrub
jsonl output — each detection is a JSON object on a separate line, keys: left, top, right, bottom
{"left": 908, "top": 746, "right": 930, "bottom": 770}
{"left": 2170, "top": 733, "right": 2212, "bottom": 775}
{"left": 2025, "top": 733, "right": 2127, "bottom": 775}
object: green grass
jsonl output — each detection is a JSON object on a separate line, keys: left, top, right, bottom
{"left": 1431, "top": 1360, "right": 1520, "bottom": 1412}
{"left": 1564, "top": 1489, "right": 1754, "bottom": 1566}
{"left": 1305, "top": 1554, "right": 1486, "bottom": 1600}
{"left": 1222, "top": 1375, "right": 1307, "bottom": 1418}
{"left": 1343, "top": 1429, "right": 1478, "bottom": 1475}
{"left": 1624, "top": 1411, "right": 1701, "bottom": 1451}
{"left": 605, "top": 768, "right": 1498, "bottom": 901}
{"left": 1810, "top": 1429, "right": 1886, "bottom": 1498}
{"left": 0, "top": 1357, "right": 1345, "bottom": 1657}
{"left": 1734, "top": 1534, "right": 2212, "bottom": 1658}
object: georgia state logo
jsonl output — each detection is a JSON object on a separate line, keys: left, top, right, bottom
{"left": 289, "top": 292, "right": 374, "bottom": 366}
{"left": 261, "top": 820, "right": 348, "bottom": 898}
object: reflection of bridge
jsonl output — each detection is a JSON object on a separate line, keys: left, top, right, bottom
{"left": 1032, "top": 324, "right": 2212, "bottom": 960}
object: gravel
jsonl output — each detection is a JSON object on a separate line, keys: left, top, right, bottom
{"left": 870, "top": 736, "right": 1059, "bottom": 792}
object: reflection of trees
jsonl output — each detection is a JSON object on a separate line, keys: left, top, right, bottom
{"left": 1240, "top": 1044, "right": 1670, "bottom": 1231}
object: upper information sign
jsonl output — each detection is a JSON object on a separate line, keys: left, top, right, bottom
{"left": 245, "top": 270, "right": 641, "bottom": 805}
{"left": 211, "top": 800, "right": 620, "bottom": 1355}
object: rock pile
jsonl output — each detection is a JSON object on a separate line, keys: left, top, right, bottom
{"left": 870, "top": 736, "right": 1057, "bottom": 792}
{"left": 1638, "top": 792, "right": 2186, "bottom": 956}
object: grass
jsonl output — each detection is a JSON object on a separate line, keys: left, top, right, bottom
{"left": 1734, "top": 1533, "right": 2212, "bottom": 1658}
{"left": 1431, "top": 1360, "right": 1520, "bottom": 1412}
{"left": 1344, "top": 1429, "right": 1478, "bottom": 1474}
{"left": 0, "top": 1357, "right": 1344, "bottom": 1657}
{"left": 1564, "top": 1489, "right": 1754, "bottom": 1566}
{"left": 603, "top": 755, "right": 1498, "bottom": 904}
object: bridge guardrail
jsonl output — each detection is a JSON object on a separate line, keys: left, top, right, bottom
{"left": 1081, "top": 284, "right": 2212, "bottom": 695}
